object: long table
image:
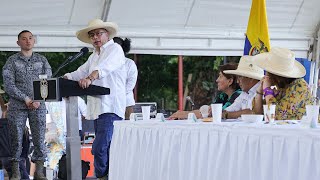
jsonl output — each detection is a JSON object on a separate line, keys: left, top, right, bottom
{"left": 109, "top": 120, "right": 320, "bottom": 180}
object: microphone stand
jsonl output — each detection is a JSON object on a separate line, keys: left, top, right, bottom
{"left": 52, "top": 56, "right": 73, "bottom": 77}
{"left": 191, "top": 103, "right": 194, "bottom": 111}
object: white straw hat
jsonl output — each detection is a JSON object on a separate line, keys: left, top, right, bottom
{"left": 252, "top": 47, "right": 306, "bottom": 78}
{"left": 224, "top": 56, "right": 264, "bottom": 80}
{"left": 76, "top": 19, "right": 118, "bottom": 44}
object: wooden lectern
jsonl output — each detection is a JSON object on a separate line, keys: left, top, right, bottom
{"left": 33, "top": 78, "right": 110, "bottom": 180}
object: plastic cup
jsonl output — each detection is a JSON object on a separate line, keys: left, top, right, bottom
{"left": 263, "top": 104, "right": 276, "bottom": 123}
{"left": 306, "top": 105, "right": 319, "bottom": 128}
{"left": 141, "top": 106, "right": 151, "bottom": 121}
{"left": 211, "top": 104, "right": 222, "bottom": 123}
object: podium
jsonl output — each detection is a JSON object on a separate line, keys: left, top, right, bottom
{"left": 33, "top": 78, "right": 110, "bottom": 180}
{"left": 33, "top": 78, "right": 110, "bottom": 101}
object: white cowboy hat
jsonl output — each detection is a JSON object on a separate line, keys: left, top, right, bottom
{"left": 252, "top": 47, "right": 306, "bottom": 78}
{"left": 224, "top": 56, "right": 264, "bottom": 80}
{"left": 76, "top": 19, "right": 118, "bottom": 44}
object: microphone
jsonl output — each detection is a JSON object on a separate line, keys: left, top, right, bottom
{"left": 186, "top": 96, "right": 195, "bottom": 110}
{"left": 52, "top": 47, "right": 89, "bottom": 77}
{"left": 68, "top": 47, "right": 89, "bottom": 63}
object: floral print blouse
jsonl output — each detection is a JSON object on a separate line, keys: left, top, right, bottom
{"left": 268, "top": 78, "right": 313, "bottom": 120}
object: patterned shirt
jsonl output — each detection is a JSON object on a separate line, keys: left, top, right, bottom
{"left": 269, "top": 78, "right": 313, "bottom": 120}
{"left": 214, "top": 89, "right": 242, "bottom": 110}
{"left": 2, "top": 52, "right": 52, "bottom": 110}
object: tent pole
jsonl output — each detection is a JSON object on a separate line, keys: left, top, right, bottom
{"left": 133, "top": 54, "right": 138, "bottom": 101}
{"left": 178, "top": 55, "right": 183, "bottom": 110}
{"left": 312, "top": 28, "right": 320, "bottom": 97}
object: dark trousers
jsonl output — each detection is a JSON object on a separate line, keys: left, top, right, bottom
{"left": 3, "top": 158, "right": 30, "bottom": 179}
{"left": 92, "top": 113, "right": 122, "bottom": 178}
{"left": 7, "top": 109, "right": 46, "bottom": 162}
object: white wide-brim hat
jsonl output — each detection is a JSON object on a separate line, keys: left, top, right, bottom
{"left": 76, "top": 19, "right": 118, "bottom": 44}
{"left": 252, "top": 47, "right": 306, "bottom": 78}
{"left": 224, "top": 56, "right": 264, "bottom": 80}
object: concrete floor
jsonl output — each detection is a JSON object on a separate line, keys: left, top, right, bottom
{"left": 1, "top": 169, "right": 98, "bottom": 180}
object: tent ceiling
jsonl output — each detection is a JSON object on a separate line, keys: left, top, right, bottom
{"left": 0, "top": 0, "right": 319, "bottom": 57}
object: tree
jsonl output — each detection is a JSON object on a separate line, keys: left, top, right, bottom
{"left": 0, "top": 51, "right": 89, "bottom": 101}
{"left": 0, "top": 51, "right": 240, "bottom": 112}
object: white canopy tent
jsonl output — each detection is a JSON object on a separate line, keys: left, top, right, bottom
{"left": 0, "top": 0, "right": 318, "bottom": 57}
{"left": 1, "top": 1, "right": 319, "bottom": 178}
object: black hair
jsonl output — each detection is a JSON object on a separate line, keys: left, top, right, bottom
{"left": 18, "top": 30, "right": 32, "bottom": 39}
{"left": 267, "top": 72, "right": 296, "bottom": 89}
{"left": 218, "top": 63, "right": 240, "bottom": 90}
{"left": 113, "top": 37, "right": 131, "bottom": 54}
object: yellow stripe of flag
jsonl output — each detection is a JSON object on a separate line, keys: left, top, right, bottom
{"left": 244, "top": 0, "right": 271, "bottom": 55}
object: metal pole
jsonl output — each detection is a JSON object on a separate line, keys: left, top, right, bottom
{"left": 134, "top": 54, "right": 138, "bottom": 102}
{"left": 178, "top": 55, "right": 183, "bottom": 110}
{"left": 65, "top": 97, "right": 82, "bottom": 180}
{"left": 313, "top": 29, "right": 320, "bottom": 97}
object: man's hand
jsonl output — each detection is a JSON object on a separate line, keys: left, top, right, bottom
{"left": 32, "top": 102, "right": 40, "bottom": 109}
{"left": 25, "top": 98, "right": 33, "bottom": 107}
{"left": 25, "top": 98, "right": 40, "bottom": 110}
{"left": 262, "top": 75, "right": 272, "bottom": 89}
{"left": 79, "top": 78, "right": 92, "bottom": 89}
{"left": 168, "top": 110, "right": 190, "bottom": 120}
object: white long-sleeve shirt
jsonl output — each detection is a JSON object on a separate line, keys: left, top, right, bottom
{"left": 65, "top": 40, "right": 127, "bottom": 119}
{"left": 77, "top": 97, "right": 87, "bottom": 130}
{"left": 225, "top": 82, "right": 260, "bottom": 112}
{"left": 125, "top": 58, "right": 138, "bottom": 107}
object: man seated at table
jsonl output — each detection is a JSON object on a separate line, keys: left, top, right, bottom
{"left": 221, "top": 56, "right": 264, "bottom": 119}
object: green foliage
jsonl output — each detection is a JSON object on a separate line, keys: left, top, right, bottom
{"left": 39, "top": 52, "right": 89, "bottom": 77}
{"left": 0, "top": 50, "right": 239, "bottom": 112}
{"left": 182, "top": 56, "right": 224, "bottom": 109}
{"left": 0, "top": 51, "right": 89, "bottom": 82}
{"left": 136, "top": 55, "right": 225, "bottom": 110}
{"left": 0, "top": 51, "right": 89, "bottom": 102}
{"left": 134, "top": 54, "right": 178, "bottom": 110}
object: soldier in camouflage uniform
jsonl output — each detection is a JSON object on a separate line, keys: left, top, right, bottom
{"left": 2, "top": 30, "right": 52, "bottom": 180}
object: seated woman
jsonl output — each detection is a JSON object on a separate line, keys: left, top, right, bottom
{"left": 253, "top": 47, "right": 313, "bottom": 120}
{"left": 169, "top": 63, "right": 241, "bottom": 119}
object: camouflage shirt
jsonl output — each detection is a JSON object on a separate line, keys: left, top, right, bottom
{"left": 2, "top": 52, "right": 52, "bottom": 110}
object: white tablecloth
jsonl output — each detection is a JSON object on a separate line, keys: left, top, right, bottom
{"left": 109, "top": 120, "right": 320, "bottom": 180}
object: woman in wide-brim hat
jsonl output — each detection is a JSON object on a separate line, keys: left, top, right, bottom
{"left": 253, "top": 47, "right": 313, "bottom": 120}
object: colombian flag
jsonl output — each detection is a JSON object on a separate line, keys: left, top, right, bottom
{"left": 244, "top": 0, "right": 270, "bottom": 55}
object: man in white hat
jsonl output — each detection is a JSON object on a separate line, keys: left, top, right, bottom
{"left": 65, "top": 19, "right": 126, "bottom": 180}
{"left": 223, "top": 56, "right": 264, "bottom": 119}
